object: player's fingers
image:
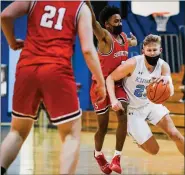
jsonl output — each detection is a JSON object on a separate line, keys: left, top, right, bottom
{"left": 156, "top": 78, "right": 162, "bottom": 83}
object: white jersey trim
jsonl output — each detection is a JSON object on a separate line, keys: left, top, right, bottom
{"left": 75, "top": 1, "right": 85, "bottom": 28}
{"left": 97, "top": 38, "right": 114, "bottom": 56}
{"left": 28, "top": 1, "right": 37, "bottom": 16}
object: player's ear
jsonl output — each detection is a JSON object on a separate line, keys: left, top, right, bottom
{"left": 141, "top": 45, "right": 144, "bottom": 54}
{"left": 160, "top": 48, "right": 163, "bottom": 52}
{"left": 105, "top": 21, "right": 110, "bottom": 29}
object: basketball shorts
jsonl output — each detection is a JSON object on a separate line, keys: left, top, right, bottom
{"left": 127, "top": 102, "right": 170, "bottom": 145}
{"left": 90, "top": 80, "right": 128, "bottom": 115}
{"left": 12, "top": 64, "right": 82, "bottom": 125}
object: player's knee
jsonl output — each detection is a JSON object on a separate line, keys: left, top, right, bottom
{"left": 148, "top": 145, "right": 160, "bottom": 155}
{"left": 97, "top": 126, "right": 108, "bottom": 135}
{"left": 116, "top": 110, "right": 127, "bottom": 123}
{"left": 10, "top": 131, "right": 24, "bottom": 143}
{"left": 142, "top": 142, "right": 160, "bottom": 155}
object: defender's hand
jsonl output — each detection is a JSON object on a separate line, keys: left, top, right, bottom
{"left": 95, "top": 83, "right": 106, "bottom": 104}
{"left": 10, "top": 39, "right": 24, "bottom": 51}
{"left": 130, "top": 32, "right": 137, "bottom": 46}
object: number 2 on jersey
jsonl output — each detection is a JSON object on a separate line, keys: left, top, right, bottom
{"left": 134, "top": 84, "right": 146, "bottom": 98}
{"left": 40, "top": 5, "right": 66, "bottom": 30}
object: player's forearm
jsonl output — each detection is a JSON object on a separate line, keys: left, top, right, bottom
{"left": 106, "top": 76, "right": 117, "bottom": 103}
{"left": 86, "top": 2, "right": 99, "bottom": 30}
{"left": 1, "top": 16, "right": 16, "bottom": 47}
{"left": 83, "top": 48, "right": 105, "bottom": 86}
{"left": 167, "top": 76, "right": 174, "bottom": 96}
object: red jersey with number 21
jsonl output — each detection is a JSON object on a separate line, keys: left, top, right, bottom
{"left": 18, "top": 1, "right": 84, "bottom": 68}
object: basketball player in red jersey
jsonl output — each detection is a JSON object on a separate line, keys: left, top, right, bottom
{"left": 86, "top": 1, "right": 137, "bottom": 174}
{"left": 0, "top": 1, "right": 106, "bottom": 174}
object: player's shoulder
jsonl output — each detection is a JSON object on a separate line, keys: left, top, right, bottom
{"left": 124, "top": 57, "right": 137, "bottom": 68}
{"left": 161, "top": 59, "right": 170, "bottom": 69}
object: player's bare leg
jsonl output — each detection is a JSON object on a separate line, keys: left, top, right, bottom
{"left": 156, "top": 114, "right": 184, "bottom": 156}
{"left": 115, "top": 102, "right": 128, "bottom": 151}
{"left": 58, "top": 117, "right": 81, "bottom": 174}
{"left": 94, "top": 111, "right": 109, "bottom": 152}
{"left": 139, "top": 136, "right": 160, "bottom": 155}
{"left": 109, "top": 102, "right": 127, "bottom": 174}
{"left": 0, "top": 116, "right": 34, "bottom": 172}
{"left": 94, "top": 111, "right": 112, "bottom": 174}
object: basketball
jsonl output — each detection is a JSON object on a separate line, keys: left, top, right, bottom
{"left": 146, "top": 80, "right": 171, "bottom": 104}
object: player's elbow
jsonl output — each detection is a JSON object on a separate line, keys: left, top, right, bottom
{"left": 81, "top": 46, "right": 94, "bottom": 56}
{"left": 1, "top": 11, "right": 11, "bottom": 20}
{"left": 106, "top": 75, "right": 113, "bottom": 86}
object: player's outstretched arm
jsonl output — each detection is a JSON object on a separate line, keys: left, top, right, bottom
{"left": 86, "top": 1, "right": 108, "bottom": 42}
{"left": 106, "top": 58, "right": 136, "bottom": 105}
{"left": 1, "top": 1, "right": 30, "bottom": 50}
{"left": 78, "top": 3, "right": 106, "bottom": 103}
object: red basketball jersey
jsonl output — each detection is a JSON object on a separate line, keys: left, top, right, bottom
{"left": 94, "top": 32, "right": 129, "bottom": 79}
{"left": 18, "top": 1, "right": 84, "bottom": 68}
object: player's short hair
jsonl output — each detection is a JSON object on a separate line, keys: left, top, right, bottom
{"left": 99, "top": 6, "right": 120, "bottom": 28}
{"left": 143, "top": 34, "right": 161, "bottom": 46}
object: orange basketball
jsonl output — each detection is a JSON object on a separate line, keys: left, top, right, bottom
{"left": 146, "top": 80, "right": 171, "bottom": 104}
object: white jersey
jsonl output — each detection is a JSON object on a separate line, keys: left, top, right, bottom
{"left": 123, "top": 54, "right": 164, "bottom": 108}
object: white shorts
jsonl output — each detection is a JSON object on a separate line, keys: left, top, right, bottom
{"left": 127, "top": 103, "right": 170, "bottom": 145}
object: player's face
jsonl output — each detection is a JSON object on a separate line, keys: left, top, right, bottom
{"left": 105, "top": 14, "right": 122, "bottom": 35}
{"left": 143, "top": 42, "right": 162, "bottom": 57}
{"left": 143, "top": 42, "right": 162, "bottom": 66}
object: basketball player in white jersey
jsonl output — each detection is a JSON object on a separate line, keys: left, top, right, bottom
{"left": 106, "top": 34, "right": 184, "bottom": 156}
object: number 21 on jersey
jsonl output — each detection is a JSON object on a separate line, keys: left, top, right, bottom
{"left": 40, "top": 5, "right": 66, "bottom": 30}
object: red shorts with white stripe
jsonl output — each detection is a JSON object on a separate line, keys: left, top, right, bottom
{"left": 12, "top": 64, "right": 81, "bottom": 125}
{"left": 90, "top": 80, "right": 128, "bottom": 115}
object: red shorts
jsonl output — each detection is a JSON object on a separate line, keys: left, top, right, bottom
{"left": 90, "top": 80, "right": 128, "bottom": 115}
{"left": 12, "top": 64, "right": 81, "bottom": 125}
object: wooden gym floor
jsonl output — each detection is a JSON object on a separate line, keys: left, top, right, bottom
{"left": 1, "top": 125, "right": 184, "bottom": 175}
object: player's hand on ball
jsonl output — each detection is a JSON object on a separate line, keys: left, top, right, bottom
{"left": 152, "top": 76, "right": 170, "bottom": 85}
{"left": 111, "top": 99, "right": 124, "bottom": 111}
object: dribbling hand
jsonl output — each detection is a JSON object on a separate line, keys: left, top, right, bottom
{"left": 152, "top": 76, "right": 170, "bottom": 85}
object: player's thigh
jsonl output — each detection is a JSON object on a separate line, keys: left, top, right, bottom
{"left": 13, "top": 66, "right": 41, "bottom": 119}
{"left": 39, "top": 64, "right": 81, "bottom": 124}
{"left": 156, "top": 114, "right": 177, "bottom": 134}
{"left": 11, "top": 116, "right": 34, "bottom": 141}
{"left": 140, "top": 135, "right": 159, "bottom": 155}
